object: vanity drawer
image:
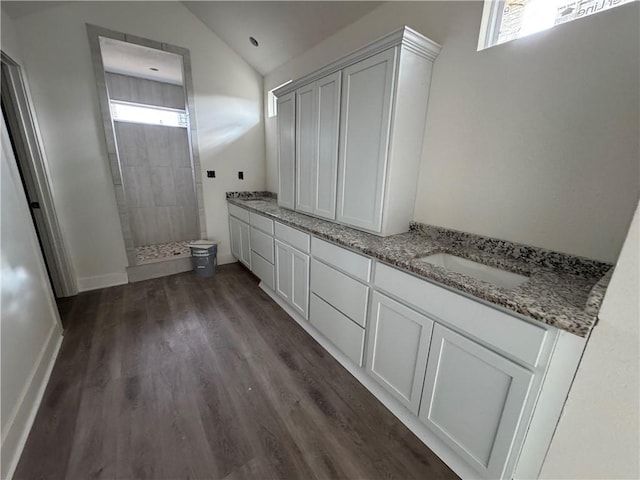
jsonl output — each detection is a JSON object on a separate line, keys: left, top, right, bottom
{"left": 310, "top": 293, "right": 365, "bottom": 366}
{"left": 251, "top": 251, "right": 274, "bottom": 290}
{"left": 275, "top": 222, "right": 310, "bottom": 253}
{"left": 374, "top": 263, "right": 548, "bottom": 367}
{"left": 250, "top": 227, "right": 274, "bottom": 263}
{"left": 311, "top": 237, "right": 371, "bottom": 282}
{"left": 228, "top": 203, "right": 250, "bottom": 223}
{"left": 249, "top": 212, "right": 274, "bottom": 235}
{"left": 311, "top": 259, "right": 369, "bottom": 327}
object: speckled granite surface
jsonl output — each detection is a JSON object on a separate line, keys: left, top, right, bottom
{"left": 136, "top": 240, "right": 193, "bottom": 264}
{"left": 227, "top": 193, "right": 613, "bottom": 337}
{"left": 226, "top": 191, "right": 276, "bottom": 200}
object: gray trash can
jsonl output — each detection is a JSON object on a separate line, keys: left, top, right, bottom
{"left": 189, "top": 240, "right": 218, "bottom": 277}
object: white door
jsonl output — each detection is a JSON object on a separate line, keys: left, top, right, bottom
{"left": 419, "top": 324, "right": 533, "bottom": 479}
{"left": 295, "top": 83, "right": 316, "bottom": 214}
{"left": 277, "top": 92, "right": 295, "bottom": 209}
{"left": 229, "top": 216, "right": 242, "bottom": 260}
{"left": 314, "top": 71, "right": 341, "bottom": 220}
{"left": 366, "top": 292, "right": 433, "bottom": 414}
{"left": 336, "top": 48, "right": 397, "bottom": 233}
{"left": 1, "top": 112, "right": 64, "bottom": 479}
{"left": 239, "top": 220, "right": 251, "bottom": 268}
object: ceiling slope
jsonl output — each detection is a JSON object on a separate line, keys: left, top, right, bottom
{"left": 182, "top": 1, "right": 382, "bottom": 75}
{"left": 1, "top": 1, "right": 67, "bottom": 19}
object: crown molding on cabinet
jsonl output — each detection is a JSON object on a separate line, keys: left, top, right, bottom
{"left": 273, "top": 26, "right": 441, "bottom": 98}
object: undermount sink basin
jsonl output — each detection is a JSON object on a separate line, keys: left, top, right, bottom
{"left": 417, "top": 253, "right": 529, "bottom": 290}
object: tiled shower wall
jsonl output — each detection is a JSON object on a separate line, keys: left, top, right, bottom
{"left": 107, "top": 72, "right": 185, "bottom": 109}
{"left": 107, "top": 73, "right": 198, "bottom": 247}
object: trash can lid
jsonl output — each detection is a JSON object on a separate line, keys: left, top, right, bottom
{"left": 188, "top": 239, "right": 217, "bottom": 248}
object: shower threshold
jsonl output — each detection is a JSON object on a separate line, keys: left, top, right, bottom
{"left": 135, "top": 240, "right": 195, "bottom": 265}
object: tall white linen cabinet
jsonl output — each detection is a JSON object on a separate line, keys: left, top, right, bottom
{"left": 275, "top": 27, "right": 441, "bottom": 236}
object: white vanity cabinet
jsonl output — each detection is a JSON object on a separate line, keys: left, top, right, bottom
{"left": 366, "top": 291, "right": 433, "bottom": 414}
{"left": 227, "top": 204, "right": 584, "bottom": 480}
{"left": 228, "top": 205, "right": 251, "bottom": 268}
{"left": 419, "top": 324, "right": 534, "bottom": 479}
{"left": 274, "top": 27, "right": 441, "bottom": 236}
{"left": 295, "top": 72, "right": 341, "bottom": 219}
{"left": 274, "top": 223, "right": 310, "bottom": 319}
{"left": 277, "top": 91, "right": 295, "bottom": 210}
{"left": 372, "top": 262, "right": 557, "bottom": 479}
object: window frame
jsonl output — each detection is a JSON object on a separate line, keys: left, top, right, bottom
{"left": 478, "top": 0, "right": 636, "bottom": 51}
{"left": 109, "top": 99, "right": 189, "bottom": 128}
{"left": 478, "top": 0, "right": 506, "bottom": 51}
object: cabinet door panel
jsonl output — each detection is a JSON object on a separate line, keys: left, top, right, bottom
{"left": 275, "top": 240, "right": 292, "bottom": 302}
{"left": 291, "top": 247, "right": 310, "bottom": 319}
{"left": 277, "top": 92, "right": 295, "bottom": 209}
{"left": 295, "top": 84, "right": 316, "bottom": 214}
{"left": 275, "top": 239, "right": 309, "bottom": 320}
{"left": 419, "top": 325, "right": 533, "bottom": 479}
{"left": 229, "top": 216, "right": 241, "bottom": 260}
{"left": 366, "top": 292, "right": 433, "bottom": 414}
{"left": 239, "top": 221, "right": 251, "bottom": 268}
{"left": 314, "top": 71, "right": 341, "bottom": 220}
{"left": 337, "top": 48, "right": 396, "bottom": 232}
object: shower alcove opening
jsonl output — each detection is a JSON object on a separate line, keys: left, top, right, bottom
{"left": 88, "top": 25, "right": 207, "bottom": 281}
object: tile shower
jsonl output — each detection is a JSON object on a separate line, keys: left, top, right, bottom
{"left": 107, "top": 72, "right": 198, "bottom": 264}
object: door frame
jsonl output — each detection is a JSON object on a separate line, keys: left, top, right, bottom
{"left": 85, "top": 24, "right": 206, "bottom": 268}
{"left": 1, "top": 51, "right": 78, "bottom": 298}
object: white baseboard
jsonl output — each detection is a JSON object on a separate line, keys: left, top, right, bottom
{"left": 1, "top": 324, "right": 63, "bottom": 480}
{"left": 217, "top": 252, "right": 235, "bottom": 265}
{"left": 77, "top": 271, "right": 128, "bottom": 292}
{"left": 259, "top": 284, "right": 480, "bottom": 480}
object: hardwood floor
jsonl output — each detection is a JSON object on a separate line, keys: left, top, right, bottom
{"left": 14, "top": 263, "right": 459, "bottom": 480}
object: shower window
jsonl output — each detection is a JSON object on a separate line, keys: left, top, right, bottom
{"left": 110, "top": 100, "right": 188, "bottom": 128}
{"left": 478, "top": 0, "right": 635, "bottom": 49}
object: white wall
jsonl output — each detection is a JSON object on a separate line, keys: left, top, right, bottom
{"left": 1, "top": 6, "right": 22, "bottom": 61}
{"left": 265, "top": 1, "right": 639, "bottom": 263}
{"left": 3, "top": 1, "right": 266, "bottom": 289}
{"left": 1, "top": 115, "right": 63, "bottom": 480}
{"left": 541, "top": 200, "right": 640, "bottom": 479}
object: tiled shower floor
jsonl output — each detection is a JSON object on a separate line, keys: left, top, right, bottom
{"left": 135, "top": 240, "right": 194, "bottom": 264}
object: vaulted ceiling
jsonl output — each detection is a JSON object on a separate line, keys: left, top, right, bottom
{"left": 182, "top": 1, "right": 383, "bottom": 75}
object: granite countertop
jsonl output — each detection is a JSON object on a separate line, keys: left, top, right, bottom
{"left": 226, "top": 193, "right": 613, "bottom": 338}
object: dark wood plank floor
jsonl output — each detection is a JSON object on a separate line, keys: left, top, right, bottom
{"left": 15, "top": 263, "right": 459, "bottom": 480}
